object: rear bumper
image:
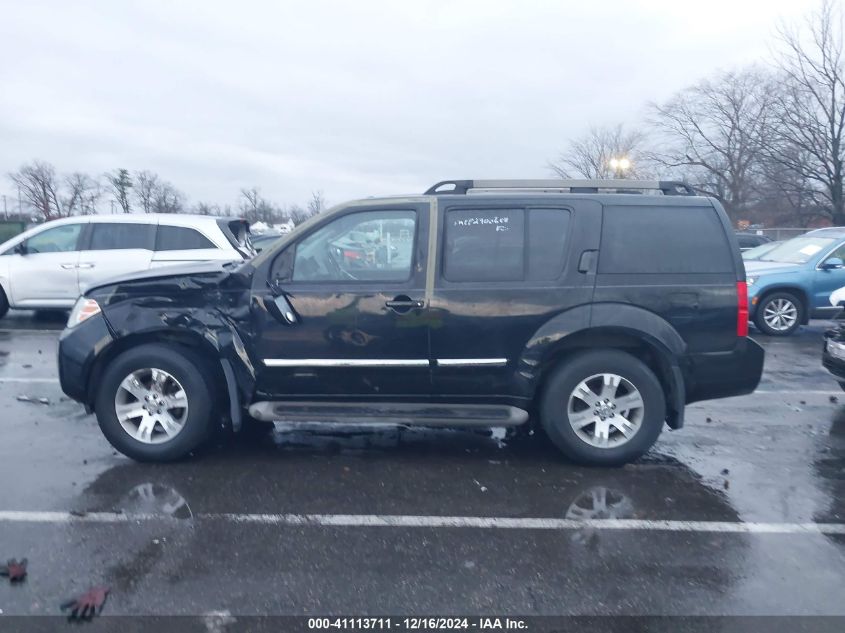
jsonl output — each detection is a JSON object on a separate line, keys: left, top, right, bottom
{"left": 684, "top": 338, "right": 765, "bottom": 404}
{"left": 58, "top": 312, "right": 114, "bottom": 406}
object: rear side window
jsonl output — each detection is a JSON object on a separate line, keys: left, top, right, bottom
{"left": 155, "top": 226, "right": 215, "bottom": 251}
{"left": 88, "top": 223, "right": 154, "bottom": 250}
{"left": 598, "top": 206, "right": 733, "bottom": 274}
{"left": 444, "top": 209, "right": 525, "bottom": 282}
{"left": 442, "top": 207, "right": 570, "bottom": 282}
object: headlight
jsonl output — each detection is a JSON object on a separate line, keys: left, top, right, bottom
{"left": 67, "top": 297, "right": 101, "bottom": 328}
{"left": 747, "top": 276, "right": 758, "bottom": 286}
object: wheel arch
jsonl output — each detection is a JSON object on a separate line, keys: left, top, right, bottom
{"left": 521, "top": 304, "right": 687, "bottom": 429}
{"left": 85, "top": 328, "right": 240, "bottom": 431}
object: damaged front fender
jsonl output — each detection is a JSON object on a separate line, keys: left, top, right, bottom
{"left": 81, "top": 263, "right": 259, "bottom": 429}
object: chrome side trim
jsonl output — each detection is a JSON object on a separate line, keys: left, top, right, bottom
{"left": 263, "top": 358, "right": 429, "bottom": 368}
{"left": 436, "top": 358, "right": 508, "bottom": 367}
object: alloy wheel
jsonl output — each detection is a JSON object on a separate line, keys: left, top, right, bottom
{"left": 763, "top": 297, "right": 798, "bottom": 332}
{"left": 567, "top": 373, "right": 645, "bottom": 448}
{"left": 114, "top": 368, "right": 189, "bottom": 444}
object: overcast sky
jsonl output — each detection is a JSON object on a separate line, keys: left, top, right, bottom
{"left": 0, "top": 0, "right": 813, "bottom": 211}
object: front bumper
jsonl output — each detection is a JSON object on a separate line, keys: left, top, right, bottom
{"left": 823, "top": 330, "right": 845, "bottom": 383}
{"left": 58, "top": 312, "right": 114, "bottom": 406}
{"left": 685, "top": 338, "right": 765, "bottom": 404}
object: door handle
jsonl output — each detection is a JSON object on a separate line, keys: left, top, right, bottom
{"left": 385, "top": 296, "right": 425, "bottom": 313}
{"left": 60, "top": 263, "right": 76, "bottom": 269}
{"left": 77, "top": 263, "right": 95, "bottom": 269}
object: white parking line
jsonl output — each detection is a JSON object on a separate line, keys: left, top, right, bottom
{"left": 0, "top": 510, "right": 844, "bottom": 534}
{"left": 0, "top": 377, "right": 60, "bottom": 383}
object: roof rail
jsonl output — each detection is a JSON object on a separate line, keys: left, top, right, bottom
{"left": 424, "top": 179, "right": 697, "bottom": 196}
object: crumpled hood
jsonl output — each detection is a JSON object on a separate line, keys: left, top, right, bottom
{"left": 83, "top": 261, "right": 236, "bottom": 295}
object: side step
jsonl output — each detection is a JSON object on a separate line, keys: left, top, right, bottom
{"left": 248, "top": 401, "right": 529, "bottom": 427}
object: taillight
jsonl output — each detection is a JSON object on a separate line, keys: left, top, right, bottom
{"left": 737, "top": 281, "right": 749, "bottom": 337}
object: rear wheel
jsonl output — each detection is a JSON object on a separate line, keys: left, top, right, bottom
{"left": 754, "top": 291, "right": 802, "bottom": 336}
{"left": 0, "top": 287, "right": 8, "bottom": 319}
{"left": 94, "top": 344, "right": 215, "bottom": 462}
{"left": 540, "top": 350, "right": 666, "bottom": 466}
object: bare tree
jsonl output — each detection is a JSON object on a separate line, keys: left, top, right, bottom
{"left": 762, "top": 0, "right": 845, "bottom": 224}
{"left": 308, "top": 190, "right": 326, "bottom": 215}
{"left": 287, "top": 204, "right": 312, "bottom": 225}
{"left": 64, "top": 172, "right": 100, "bottom": 215}
{"left": 239, "top": 187, "right": 286, "bottom": 224}
{"left": 8, "top": 160, "right": 64, "bottom": 220}
{"left": 649, "top": 67, "right": 776, "bottom": 222}
{"left": 548, "top": 124, "right": 649, "bottom": 179}
{"left": 134, "top": 170, "right": 160, "bottom": 214}
{"left": 106, "top": 168, "right": 133, "bottom": 213}
{"left": 193, "top": 201, "right": 220, "bottom": 216}
{"left": 150, "top": 181, "right": 185, "bottom": 214}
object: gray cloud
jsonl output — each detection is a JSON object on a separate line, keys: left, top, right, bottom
{"left": 0, "top": 0, "right": 808, "bottom": 209}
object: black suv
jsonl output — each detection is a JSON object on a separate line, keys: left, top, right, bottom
{"left": 58, "top": 179, "right": 764, "bottom": 466}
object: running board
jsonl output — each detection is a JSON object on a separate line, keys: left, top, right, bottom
{"left": 248, "top": 401, "right": 529, "bottom": 427}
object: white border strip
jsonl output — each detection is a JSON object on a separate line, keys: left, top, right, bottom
{"left": 1, "top": 511, "right": 844, "bottom": 534}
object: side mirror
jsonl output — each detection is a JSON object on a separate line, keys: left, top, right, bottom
{"left": 822, "top": 257, "right": 844, "bottom": 270}
{"left": 14, "top": 242, "right": 27, "bottom": 255}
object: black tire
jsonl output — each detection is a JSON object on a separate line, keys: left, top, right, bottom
{"left": 754, "top": 291, "right": 802, "bottom": 336}
{"left": 0, "top": 287, "right": 8, "bottom": 320}
{"left": 94, "top": 344, "right": 215, "bottom": 462}
{"left": 539, "top": 350, "right": 666, "bottom": 466}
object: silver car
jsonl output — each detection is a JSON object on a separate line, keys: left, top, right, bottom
{"left": 0, "top": 214, "right": 253, "bottom": 318}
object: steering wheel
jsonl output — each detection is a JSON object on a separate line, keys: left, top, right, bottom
{"left": 326, "top": 247, "right": 359, "bottom": 281}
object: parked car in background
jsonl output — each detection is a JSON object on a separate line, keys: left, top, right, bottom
{"left": 58, "top": 179, "right": 763, "bottom": 466}
{"left": 0, "top": 214, "right": 253, "bottom": 319}
{"left": 742, "top": 240, "right": 781, "bottom": 261}
{"left": 252, "top": 231, "right": 283, "bottom": 253}
{"left": 735, "top": 232, "right": 772, "bottom": 252}
{"left": 745, "top": 228, "right": 845, "bottom": 336}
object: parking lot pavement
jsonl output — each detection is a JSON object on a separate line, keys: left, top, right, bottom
{"left": 0, "top": 318, "right": 844, "bottom": 619}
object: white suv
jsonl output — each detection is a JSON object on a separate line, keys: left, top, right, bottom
{"left": 0, "top": 214, "right": 253, "bottom": 318}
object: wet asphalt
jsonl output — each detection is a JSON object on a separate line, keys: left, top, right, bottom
{"left": 0, "top": 310, "right": 844, "bottom": 620}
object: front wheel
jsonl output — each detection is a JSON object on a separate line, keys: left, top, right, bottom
{"left": 754, "top": 292, "right": 802, "bottom": 336}
{"left": 94, "top": 344, "right": 215, "bottom": 462}
{"left": 540, "top": 350, "right": 666, "bottom": 466}
{"left": 0, "top": 287, "right": 8, "bottom": 320}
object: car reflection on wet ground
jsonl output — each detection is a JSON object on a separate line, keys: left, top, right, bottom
{"left": 1, "top": 312, "right": 845, "bottom": 618}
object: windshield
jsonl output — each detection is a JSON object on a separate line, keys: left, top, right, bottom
{"left": 742, "top": 241, "right": 780, "bottom": 261}
{"left": 758, "top": 236, "right": 834, "bottom": 264}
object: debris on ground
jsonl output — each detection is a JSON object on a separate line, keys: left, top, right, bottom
{"left": 472, "top": 479, "right": 488, "bottom": 492}
{"left": 15, "top": 395, "right": 31, "bottom": 402}
{"left": 38, "top": 397, "right": 50, "bottom": 405}
{"left": 720, "top": 468, "right": 730, "bottom": 475}
{"left": 831, "top": 395, "right": 839, "bottom": 404}
{"left": 0, "top": 558, "right": 27, "bottom": 582}
{"left": 706, "top": 417, "right": 713, "bottom": 423}
{"left": 60, "top": 586, "right": 110, "bottom": 620}
{"left": 723, "top": 480, "right": 730, "bottom": 490}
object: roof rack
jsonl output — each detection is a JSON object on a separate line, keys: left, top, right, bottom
{"left": 424, "top": 179, "right": 697, "bottom": 196}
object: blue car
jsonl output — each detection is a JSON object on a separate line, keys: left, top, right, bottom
{"left": 746, "top": 228, "right": 845, "bottom": 336}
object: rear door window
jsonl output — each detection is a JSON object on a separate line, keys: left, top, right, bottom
{"left": 598, "top": 206, "right": 733, "bottom": 274}
{"left": 88, "top": 223, "right": 154, "bottom": 250}
{"left": 155, "top": 226, "right": 216, "bottom": 251}
{"left": 442, "top": 207, "right": 570, "bottom": 282}
{"left": 443, "top": 209, "right": 525, "bottom": 282}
